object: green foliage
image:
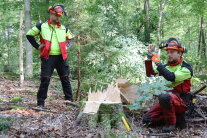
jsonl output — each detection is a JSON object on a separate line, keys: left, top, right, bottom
{"left": 11, "top": 97, "right": 23, "bottom": 103}
{"left": 1, "top": 0, "right": 206, "bottom": 97}
{"left": 0, "top": 117, "right": 13, "bottom": 131}
{"left": 48, "top": 96, "right": 57, "bottom": 101}
{"left": 0, "top": 97, "right": 7, "bottom": 101}
{"left": 127, "top": 76, "right": 172, "bottom": 110}
{"left": 80, "top": 35, "right": 147, "bottom": 91}
{"left": 11, "top": 106, "right": 25, "bottom": 110}
{"left": 28, "top": 92, "right": 37, "bottom": 96}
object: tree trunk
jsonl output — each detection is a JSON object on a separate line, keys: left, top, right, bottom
{"left": 198, "top": 17, "right": 203, "bottom": 57}
{"left": 77, "top": 102, "right": 127, "bottom": 131}
{"left": 76, "top": 36, "right": 81, "bottom": 101}
{"left": 7, "top": 28, "right": 11, "bottom": 71}
{"left": 157, "top": 0, "right": 166, "bottom": 44}
{"left": 25, "top": 0, "right": 33, "bottom": 78}
{"left": 198, "top": 16, "right": 206, "bottom": 60}
{"left": 201, "top": 20, "right": 206, "bottom": 61}
{"left": 144, "top": 0, "right": 150, "bottom": 43}
{"left": 19, "top": 11, "right": 24, "bottom": 87}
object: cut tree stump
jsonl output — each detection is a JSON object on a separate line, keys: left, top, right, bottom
{"left": 76, "top": 82, "right": 129, "bottom": 131}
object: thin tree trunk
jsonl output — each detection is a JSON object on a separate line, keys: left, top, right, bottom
{"left": 76, "top": 36, "right": 81, "bottom": 101}
{"left": 198, "top": 16, "right": 203, "bottom": 57}
{"left": 25, "top": 0, "right": 33, "bottom": 78}
{"left": 7, "top": 28, "right": 10, "bottom": 71}
{"left": 157, "top": 0, "right": 166, "bottom": 44}
{"left": 188, "top": 27, "right": 191, "bottom": 49}
{"left": 201, "top": 18, "right": 206, "bottom": 60}
{"left": 144, "top": 0, "right": 150, "bottom": 43}
{"left": 19, "top": 11, "right": 24, "bottom": 87}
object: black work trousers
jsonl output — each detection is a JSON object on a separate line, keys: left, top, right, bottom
{"left": 37, "top": 55, "right": 73, "bottom": 106}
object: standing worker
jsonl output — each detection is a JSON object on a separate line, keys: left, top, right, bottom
{"left": 26, "top": 4, "right": 74, "bottom": 108}
{"left": 143, "top": 38, "right": 193, "bottom": 132}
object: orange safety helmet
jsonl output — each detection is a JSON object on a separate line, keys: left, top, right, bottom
{"left": 165, "top": 38, "right": 187, "bottom": 53}
{"left": 48, "top": 4, "right": 66, "bottom": 16}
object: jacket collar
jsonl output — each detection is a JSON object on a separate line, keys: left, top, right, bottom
{"left": 48, "top": 18, "right": 61, "bottom": 28}
{"left": 168, "top": 58, "right": 183, "bottom": 66}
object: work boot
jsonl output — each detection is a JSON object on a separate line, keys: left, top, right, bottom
{"left": 176, "top": 113, "right": 186, "bottom": 129}
{"left": 37, "top": 105, "right": 45, "bottom": 110}
{"left": 37, "top": 101, "right": 45, "bottom": 108}
{"left": 162, "top": 125, "right": 175, "bottom": 133}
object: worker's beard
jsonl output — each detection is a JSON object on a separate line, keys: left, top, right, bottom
{"left": 55, "top": 18, "right": 59, "bottom": 23}
{"left": 51, "top": 18, "right": 59, "bottom": 25}
{"left": 168, "top": 57, "right": 179, "bottom": 64}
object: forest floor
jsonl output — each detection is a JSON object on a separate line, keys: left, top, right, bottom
{"left": 0, "top": 76, "right": 207, "bottom": 137}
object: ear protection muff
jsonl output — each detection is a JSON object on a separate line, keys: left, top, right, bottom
{"left": 48, "top": 4, "right": 67, "bottom": 16}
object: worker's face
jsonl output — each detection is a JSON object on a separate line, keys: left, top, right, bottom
{"left": 50, "top": 13, "right": 61, "bottom": 24}
{"left": 167, "top": 50, "right": 182, "bottom": 63}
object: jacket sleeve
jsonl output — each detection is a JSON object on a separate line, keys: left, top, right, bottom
{"left": 26, "top": 23, "right": 41, "bottom": 49}
{"left": 174, "top": 67, "right": 192, "bottom": 82}
{"left": 156, "top": 63, "right": 192, "bottom": 82}
{"left": 157, "top": 63, "right": 175, "bottom": 82}
{"left": 145, "top": 60, "right": 158, "bottom": 77}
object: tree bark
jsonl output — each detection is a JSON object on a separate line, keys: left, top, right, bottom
{"left": 198, "top": 16, "right": 206, "bottom": 60}
{"left": 76, "top": 35, "right": 81, "bottom": 101}
{"left": 144, "top": 0, "right": 150, "bottom": 43}
{"left": 77, "top": 102, "right": 127, "bottom": 131}
{"left": 25, "top": 0, "right": 33, "bottom": 78}
{"left": 198, "top": 17, "right": 203, "bottom": 57}
{"left": 7, "top": 28, "right": 11, "bottom": 71}
{"left": 19, "top": 11, "right": 24, "bottom": 87}
{"left": 157, "top": 0, "right": 166, "bottom": 44}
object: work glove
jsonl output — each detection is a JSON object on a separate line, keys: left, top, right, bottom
{"left": 147, "top": 44, "right": 160, "bottom": 63}
{"left": 147, "top": 44, "right": 156, "bottom": 59}
{"left": 151, "top": 54, "right": 160, "bottom": 63}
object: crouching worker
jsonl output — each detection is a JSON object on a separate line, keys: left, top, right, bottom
{"left": 143, "top": 38, "right": 193, "bottom": 132}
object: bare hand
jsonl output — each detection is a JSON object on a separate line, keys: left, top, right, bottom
{"left": 38, "top": 44, "right": 45, "bottom": 50}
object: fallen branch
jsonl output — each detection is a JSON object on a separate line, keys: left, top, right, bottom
{"left": 141, "top": 132, "right": 176, "bottom": 137}
{"left": 194, "top": 108, "right": 207, "bottom": 120}
{"left": 31, "top": 107, "right": 59, "bottom": 113}
{"left": 64, "top": 101, "right": 80, "bottom": 108}
{"left": 186, "top": 118, "right": 207, "bottom": 122}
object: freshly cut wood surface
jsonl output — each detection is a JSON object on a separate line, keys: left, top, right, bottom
{"left": 87, "top": 82, "right": 122, "bottom": 103}
{"left": 116, "top": 78, "right": 140, "bottom": 104}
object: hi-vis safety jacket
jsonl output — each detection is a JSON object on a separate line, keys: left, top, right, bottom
{"left": 145, "top": 59, "right": 193, "bottom": 94}
{"left": 26, "top": 19, "right": 74, "bottom": 60}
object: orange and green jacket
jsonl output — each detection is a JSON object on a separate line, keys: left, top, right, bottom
{"left": 26, "top": 19, "right": 74, "bottom": 60}
{"left": 145, "top": 59, "right": 193, "bottom": 94}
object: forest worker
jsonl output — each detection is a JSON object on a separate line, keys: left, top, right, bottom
{"left": 26, "top": 4, "right": 74, "bottom": 108}
{"left": 143, "top": 38, "right": 193, "bottom": 132}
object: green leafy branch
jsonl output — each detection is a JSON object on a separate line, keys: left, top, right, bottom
{"left": 127, "top": 76, "right": 172, "bottom": 110}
